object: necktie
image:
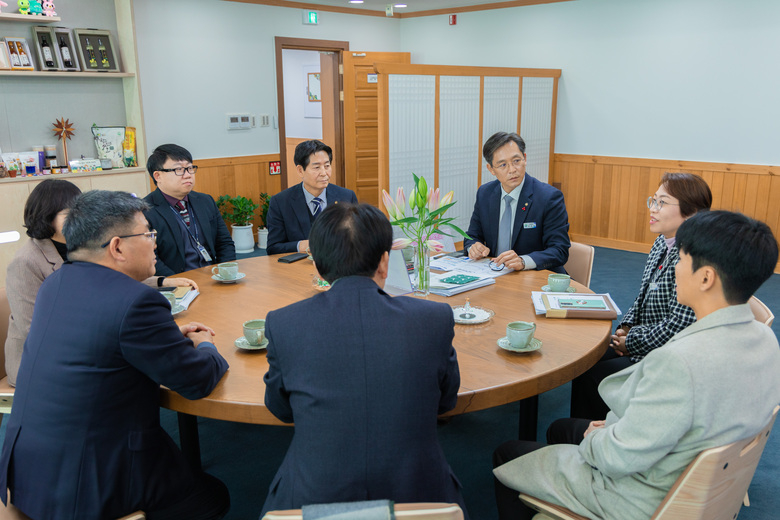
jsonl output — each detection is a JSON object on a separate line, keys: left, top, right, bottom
{"left": 497, "top": 195, "right": 512, "bottom": 254}
{"left": 312, "top": 197, "right": 323, "bottom": 216}
{"left": 175, "top": 200, "right": 190, "bottom": 227}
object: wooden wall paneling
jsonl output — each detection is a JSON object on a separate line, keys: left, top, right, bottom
{"left": 376, "top": 65, "right": 390, "bottom": 215}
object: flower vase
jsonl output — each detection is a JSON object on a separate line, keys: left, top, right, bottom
{"left": 413, "top": 244, "right": 431, "bottom": 297}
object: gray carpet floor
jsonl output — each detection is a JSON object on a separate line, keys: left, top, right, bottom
{"left": 3, "top": 246, "right": 778, "bottom": 519}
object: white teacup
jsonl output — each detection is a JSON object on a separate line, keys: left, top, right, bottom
{"left": 506, "top": 321, "right": 536, "bottom": 349}
{"left": 243, "top": 319, "right": 266, "bottom": 346}
{"left": 212, "top": 262, "right": 239, "bottom": 280}
{"left": 548, "top": 273, "right": 571, "bottom": 292}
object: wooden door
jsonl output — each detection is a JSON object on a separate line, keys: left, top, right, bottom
{"left": 343, "top": 51, "right": 410, "bottom": 205}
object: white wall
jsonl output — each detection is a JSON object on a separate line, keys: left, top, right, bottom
{"left": 399, "top": 0, "right": 780, "bottom": 166}
{"left": 282, "top": 49, "right": 321, "bottom": 138}
{"left": 133, "top": 0, "right": 401, "bottom": 160}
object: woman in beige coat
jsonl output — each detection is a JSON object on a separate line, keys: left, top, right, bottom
{"left": 5, "top": 180, "right": 198, "bottom": 385}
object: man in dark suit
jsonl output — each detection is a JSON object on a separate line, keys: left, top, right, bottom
{"left": 143, "top": 143, "right": 235, "bottom": 276}
{"left": 464, "top": 132, "right": 570, "bottom": 273}
{"left": 266, "top": 140, "right": 357, "bottom": 254}
{"left": 261, "top": 203, "right": 466, "bottom": 516}
{"left": 0, "top": 191, "right": 230, "bottom": 520}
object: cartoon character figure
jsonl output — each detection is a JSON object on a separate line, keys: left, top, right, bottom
{"left": 17, "top": 0, "right": 30, "bottom": 15}
{"left": 0, "top": 1, "right": 9, "bottom": 15}
{"left": 29, "top": 0, "right": 42, "bottom": 14}
{"left": 41, "top": 0, "right": 54, "bottom": 16}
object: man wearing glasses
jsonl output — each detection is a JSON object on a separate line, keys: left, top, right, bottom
{"left": 0, "top": 190, "right": 230, "bottom": 520}
{"left": 464, "top": 132, "right": 570, "bottom": 273}
{"left": 143, "top": 143, "right": 235, "bottom": 276}
{"left": 266, "top": 140, "right": 357, "bottom": 255}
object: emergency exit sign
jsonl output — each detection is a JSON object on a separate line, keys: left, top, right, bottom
{"left": 303, "top": 11, "right": 319, "bottom": 24}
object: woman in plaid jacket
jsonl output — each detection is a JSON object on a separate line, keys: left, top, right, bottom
{"left": 571, "top": 172, "right": 712, "bottom": 419}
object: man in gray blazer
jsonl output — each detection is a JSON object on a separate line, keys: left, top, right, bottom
{"left": 493, "top": 210, "right": 780, "bottom": 520}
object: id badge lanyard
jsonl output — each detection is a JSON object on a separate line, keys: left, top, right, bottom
{"left": 169, "top": 204, "right": 213, "bottom": 263}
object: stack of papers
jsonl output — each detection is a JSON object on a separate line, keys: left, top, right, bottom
{"left": 427, "top": 256, "right": 504, "bottom": 297}
{"left": 429, "top": 271, "right": 495, "bottom": 297}
{"left": 173, "top": 287, "right": 199, "bottom": 310}
{"left": 531, "top": 291, "right": 622, "bottom": 319}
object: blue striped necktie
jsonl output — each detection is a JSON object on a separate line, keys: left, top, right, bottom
{"left": 312, "top": 197, "right": 323, "bottom": 216}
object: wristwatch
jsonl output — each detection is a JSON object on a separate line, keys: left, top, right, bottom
{"left": 157, "top": 276, "right": 165, "bottom": 287}
{"left": 519, "top": 257, "right": 526, "bottom": 270}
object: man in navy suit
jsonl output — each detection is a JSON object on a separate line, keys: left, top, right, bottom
{"left": 266, "top": 140, "right": 357, "bottom": 254}
{"left": 464, "top": 132, "right": 570, "bottom": 273}
{"left": 0, "top": 191, "right": 230, "bottom": 520}
{"left": 143, "top": 143, "right": 235, "bottom": 276}
{"left": 261, "top": 203, "right": 467, "bottom": 516}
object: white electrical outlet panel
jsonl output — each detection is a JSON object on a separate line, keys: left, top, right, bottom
{"left": 227, "top": 113, "right": 253, "bottom": 130}
{"left": 259, "top": 114, "right": 270, "bottom": 127}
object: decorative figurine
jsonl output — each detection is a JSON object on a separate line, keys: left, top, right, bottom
{"left": 42, "top": 0, "right": 55, "bottom": 16}
{"left": 0, "top": 1, "right": 9, "bottom": 14}
{"left": 29, "top": 0, "right": 42, "bottom": 15}
{"left": 17, "top": 0, "right": 30, "bottom": 15}
{"left": 52, "top": 118, "right": 74, "bottom": 167}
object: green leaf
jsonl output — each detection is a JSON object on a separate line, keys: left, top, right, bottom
{"left": 392, "top": 217, "right": 418, "bottom": 225}
{"left": 445, "top": 223, "right": 471, "bottom": 239}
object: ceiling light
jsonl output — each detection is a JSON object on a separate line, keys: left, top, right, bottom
{"left": 349, "top": 1, "right": 364, "bottom": 3}
{"left": 394, "top": 3, "right": 407, "bottom": 7}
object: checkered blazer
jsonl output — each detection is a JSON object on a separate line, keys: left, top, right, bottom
{"left": 619, "top": 235, "right": 697, "bottom": 362}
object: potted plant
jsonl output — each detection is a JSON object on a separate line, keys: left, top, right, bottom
{"left": 217, "top": 195, "right": 259, "bottom": 254}
{"left": 256, "top": 192, "right": 270, "bottom": 249}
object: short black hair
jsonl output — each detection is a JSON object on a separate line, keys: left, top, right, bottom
{"left": 309, "top": 203, "right": 392, "bottom": 284}
{"left": 64, "top": 191, "right": 150, "bottom": 253}
{"left": 146, "top": 143, "right": 193, "bottom": 184}
{"left": 23, "top": 179, "right": 82, "bottom": 239}
{"left": 483, "top": 132, "right": 525, "bottom": 165}
{"left": 294, "top": 140, "right": 332, "bottom": 170}
{"left": 676, "top": 211, "right": 778, "bottom": 304}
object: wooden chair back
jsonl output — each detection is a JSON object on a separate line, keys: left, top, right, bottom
{"left": 521, "top": 406, "right": 779, "bottom": 520}
{"left": 263, "top": 502, "right": 463, "bottom": 520}
{"left": 563, "top": 242, "right": 594, "bottom": 288}
{"left": 748, "top": 296, "right": 774, "bottom": 326}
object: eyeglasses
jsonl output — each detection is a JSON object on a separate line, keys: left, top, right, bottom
{"left": 158, "top": 165, "right": 198, "bottom": 176}
{"left": 100, "top": 230, "right": 157, "bottom": 248}
{"left": 646, "top": 196, "right": 680, "bottom": 211}
{"left": 491, "top": 157, "right": 525, "bottom": 174}
{"left": 488, "top": 260, "right": 505, "bottom": 271}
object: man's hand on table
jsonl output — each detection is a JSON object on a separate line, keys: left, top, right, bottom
{"left": 180, "top": 322, "right": 216, "bottom": 347}
{"left": 467, "top": 242, "right": 490, "bottom": 260}
{"left": 492, "top": 250, "right": 525, "bottom": 271}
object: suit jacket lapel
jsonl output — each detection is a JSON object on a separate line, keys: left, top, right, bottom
{"left": 486, "top": 182, "right": 502, "bottom": 252}
{"left": 291, "top": 185, "right": 312, "bottom": 237}
{"left": 151, "top": 189, "right": 187, "bottom": 256}
{"left": 512, "top": 176, "right": 534, "bottom": 247}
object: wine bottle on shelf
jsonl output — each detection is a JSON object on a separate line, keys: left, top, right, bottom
{"left": 59, "top": 36, "right": 74, "bottom": 68}
{"left": 98, "top": 38, "right": 110, "bottom": 68}
{"left": 15, "top": 42, "right": 31, "bottom": 67}
{"left": 41, "top": 36, "right": 55, "bottom": 68}
{"left": 7, "top": 42, "right": 21, "bottom": 68}
{"left": 85, "top": 38, "right": 98, "bottom": 68}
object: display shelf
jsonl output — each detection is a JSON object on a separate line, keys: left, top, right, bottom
{"left": 0, "top": 70, "right": 134, "bottom": 77}
{"left": 0, "top": 13, "right": 61, "bottom": 23}
{"left": 0, "top": 166, "right": 147, "bottom": 183}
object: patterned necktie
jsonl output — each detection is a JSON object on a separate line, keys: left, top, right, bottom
{"left": 312, "top": 197, "right": 323, "bottom": 216}
{"left": 175, "top": 200, "right": 191, "bottom": 227}
{"left": 497, "top": 195, "right": 512, "bottom": 254}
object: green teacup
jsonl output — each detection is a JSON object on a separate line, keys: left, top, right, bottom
{"left": 548, "top": 273, "right": 571, "bottom": 292}
{"left": 212, "top": 262, "right": 239, "bottom": 280}
{"left": 243, "top": 319, "right": 266, "bottom": 346}
{"left": 507, "top": 321, "right": 536, "bottom": 349}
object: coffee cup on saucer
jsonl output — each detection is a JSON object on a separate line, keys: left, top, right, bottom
{"left": 212, "top": 262, "right": 239, "bottom": 280}
{"left": 243, "top": 319, "right": 266, "bottom": 346}
{"left": 548, "top": 273, "right": 571, "bottom": 292}
{"left": 506, "top": 321, "right": 536, "bottom": 349}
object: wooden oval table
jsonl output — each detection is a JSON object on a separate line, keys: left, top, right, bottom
{"left": 162, "top": 255, "right": 612, "bottom": 468}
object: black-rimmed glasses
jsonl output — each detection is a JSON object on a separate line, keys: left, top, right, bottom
{"left": 488, "top": 260, "right": 505, "bottom": 271}
{"left": 100, "top": 230, "right": 157, "bottom": 248}
{"left": 158, "top": 165, "right": 198, "bottom": 176}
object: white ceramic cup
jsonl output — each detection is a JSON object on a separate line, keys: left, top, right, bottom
{"left": 506, "top": 321, "right": 536, "bottom": 349}
{"left": 548, "top": 273, "right": 571, "bottom": 292}
{"left": 243, "top": 319, "right": 266, "bottom": 346}
{"left": 212, "top": 262, "right": 239, "bottom": 280}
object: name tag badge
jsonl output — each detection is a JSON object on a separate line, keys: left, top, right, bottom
{"left": 523, "top": 222, "right": 537, "bottom": 229}
{"left": 197, "top": 243, "right": 213, "bottom": 262}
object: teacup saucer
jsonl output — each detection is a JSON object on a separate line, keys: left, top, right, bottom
{"left": 541, "top": 285, "right": 575, "bottom": 293}
{"left": 497, "top": 337, "right": 542, "bottom": 353}
{"left": 171, "top": 304, "right": 186, "bottom": 316}
{"left": 235, "top": 336, "right": 268, "bottom": 351}
{"left": 212, "top": 272, "right": 246, "bottom": 284}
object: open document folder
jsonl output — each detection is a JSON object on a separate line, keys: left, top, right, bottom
{"left": 533, "top": 292, "right": 621, "bottom": 320}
